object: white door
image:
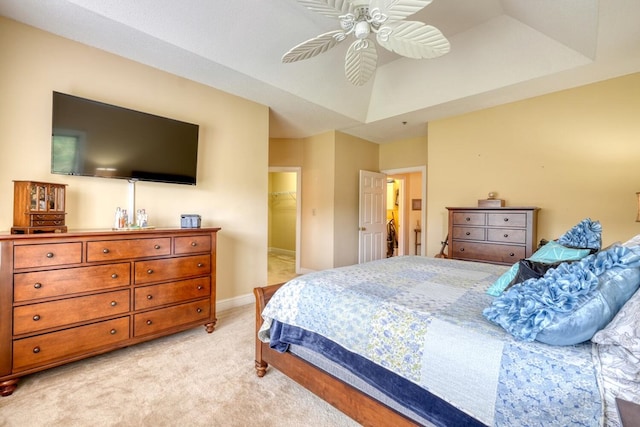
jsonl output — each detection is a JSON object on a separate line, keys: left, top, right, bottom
{"left": 359, "top": 170, "right": 387, "bottom": 263}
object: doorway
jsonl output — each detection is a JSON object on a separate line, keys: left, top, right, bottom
{"left": 382, "top": 167, "right": 426, "bottom": 256}
{"left": 268, "top": 167, "right": 301, "bottom": 285}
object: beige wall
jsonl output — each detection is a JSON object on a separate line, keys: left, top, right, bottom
{"left": 0, "top": 17, "right": 269, "bottom": 301}
{"left": 427, "top": 72, "right": 640, "bottom": 256}
{"left": 334, "top": 132, "right": 379, "bottom": 267}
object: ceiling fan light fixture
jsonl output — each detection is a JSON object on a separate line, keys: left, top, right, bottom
{"left": 354, "top": 21, "right": 371, "bottom": 39}
{"left": 283, "top": 0, "right": 450, "bottom": 86}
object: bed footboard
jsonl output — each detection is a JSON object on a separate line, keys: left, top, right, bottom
{"left": 253, "top": 284, "right": 419, "bottom": 427}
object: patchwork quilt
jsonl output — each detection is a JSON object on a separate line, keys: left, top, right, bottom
{"left": 259, "top": 256, "right": 603, "bottom": 426}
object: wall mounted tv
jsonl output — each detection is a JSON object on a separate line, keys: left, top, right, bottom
{"left": 51, "top": 91, "right": 199, "bottom": 185}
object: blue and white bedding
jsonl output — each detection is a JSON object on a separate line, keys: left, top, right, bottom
{"left": 259, "top": 256, "right": 604, "bottom": 427}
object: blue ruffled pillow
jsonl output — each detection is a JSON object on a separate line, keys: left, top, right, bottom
{"left": 483, "top": 245, "right": 640, "bottom": 345}
{"left": 485, "top": 241, "right": 591, "bottom": 296}
{"left": 557, "top": 218, "right": 602, "bottom": 250}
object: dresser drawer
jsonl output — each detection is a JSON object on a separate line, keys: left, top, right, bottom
{"left": 135, "top": 277, "right": 210, "bottom": 310}
{"left": 452, "top": 212, "right": 485, "bottom": 226}
{"left": 13, "top": 290, "right": 130, "bottom": 335}
{"left": 134, "top": 255, "right": 211, "bottom": 285}
{"left": 452, "top": 226, "right": 485, "bottom": 241}
{"left": 174, "top": 235, "right": 211, "bottom": 254}
{"left": 86, "top": 238, "right": 171, "bottom": 262}
{"left": 487, "top": 228, "right": 526, "bottom": 244}
{"left": 12, "top": 317, "right": 130, "bottom": 371}
{"left": 14, "top": 263, "right": 130, "bottom": 302}
{"left": 134, "top": 300, "right": 210, "bottom": 337}
{"left": 487, "top": 212, "right": 527, "bottom": 228}
{"left": 451, "top": 241, "right": 525, "bottom": 264}
{"left": 14, "top": 243, "right": 82, "bottom": 269}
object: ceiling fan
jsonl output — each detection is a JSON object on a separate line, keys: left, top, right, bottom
{"left": 282, "top": 0, "right": 450, "bottom": 86}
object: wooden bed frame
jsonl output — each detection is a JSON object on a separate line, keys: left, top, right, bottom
{"left": 254, "top": 284, "right": 420, "bottom": 427}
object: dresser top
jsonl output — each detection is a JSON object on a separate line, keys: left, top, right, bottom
{"left": 0, "top": 227, "right": 221, "bottom": 241}
{"left": 446, "top": 207, "right": 539, "bottom": 211}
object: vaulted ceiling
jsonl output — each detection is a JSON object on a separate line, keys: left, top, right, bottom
{"left": 2, "top": 0, "right": 640, "bottom": 143}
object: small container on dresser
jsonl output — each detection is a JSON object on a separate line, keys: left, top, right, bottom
{"left": 11, "top": 181, "right": 67, "bottom": 234}
{"left": 447, "top": 207, "right": 539, "bottom": 265}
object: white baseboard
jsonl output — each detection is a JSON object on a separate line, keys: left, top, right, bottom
{"left": 217, "top": 293, "right": 255, "bottom": 312}
{"left": 268, "top": 247, "right": 295, "bottom": 257}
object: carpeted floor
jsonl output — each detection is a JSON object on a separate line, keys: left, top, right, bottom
{"left": 268, "top": 252, "right": 298, "bottom": 286}
{"left": 0, "top": 305, "right": 359, "bottom": 427}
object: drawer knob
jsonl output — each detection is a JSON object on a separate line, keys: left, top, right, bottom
{"left": 34, "top": 282, "right": 42, "bottom": 289}
{"left": 460, "top": 248, "right": 465, "bottom": 252}
{"left": 465, "top": 231, "right": 470, "bottom": 236}
{"left": 509, "top": 253, "right": 515, "bottom": 257}
{"left": 154, "top": 244, "right": 160, "bottom": 250}
{"left": 504, "top": 234, "right": 509, "bottom": 238}
{"left": 111, "top": 273, "right": 118, "bottom": 279}
{"left": 197, "top": 285, "right": 203, "bottom": 290}
{"left": 46, "top": 252, "right": 54, "bottom": 258}
{"left": 147, "top": 269, "right": 154, "bottom": 274}
{"left": 147, "top": 295, "right": 153, "bottom": 300}
{"left": 146, "top": 320, "right": 153, "bottom": 325}
{"left": 103, "top": 248, "right": 110, "bottom": 254}
{"left": 33, "top": 314, "right": 41, "bottom": 321}
{"left": 33, "top": 346, "right": 41, "bottom": 354}
{"left": 503, "top": 218, "right": 509, "bottom": 222}
{"left": 197, "top": 263, "right": 204, "bottom": 268}
{"left": 110, "top": 301, "right": 117, "bottom": 307}
{"left": 191, "top": 242, "right": 197, "bottom": 247}
{"left": 465, "top": 217, "right": 471, "bottom": 222}
{"left": 196, "top": 308, "right": 202, "bottom": 313}
{"left": 110, "top": 329, "right": 117, "bottom": 335}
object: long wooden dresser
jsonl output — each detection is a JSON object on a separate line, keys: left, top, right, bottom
{"left": 0, "top": 227, "right": 220, "bottom": 396}
{"left": 447, "top": 207, "right": 538, "bottom": 265}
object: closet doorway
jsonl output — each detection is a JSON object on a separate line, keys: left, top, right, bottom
{"left": 268, "top": 167, "right": 301, "bottom": 285}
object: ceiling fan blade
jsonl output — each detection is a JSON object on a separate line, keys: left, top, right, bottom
{"left": 371, "top": 0, "right": 433, "bottom": 23}
{"left": 296, "top": 0, "right": 354, "bottom": 19}
{"left": 376, "top": 21, "right": 450, "bottom": 59}
{"left": 345, "top": 40, "right": 377, "bottom": 86}
{"left": 282, "top": 30, "right": 346, "bottom": 63}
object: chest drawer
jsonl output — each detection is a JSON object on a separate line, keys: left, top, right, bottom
{"left": 487, "top": 228, "right": 526, "bottom": 244}
{"left": 14, "top": 243, "right": 82, "bottom": 269}
{"left": 135, "top": 277, "right": 210, "bottom": 310}
{"left": 134, "top": 255, "right": 211, "bottom": 285}
{"left": 12, "top": 317, "right": 130, "bottom": 371}
{"left": 86, "top": 238, "right": 171, "bottom": 262}
{"left": 175, "top": 235, "right": 211, "bottom": 254}
{"left": 451, "top": 241, "right": 525, "bottom": 264}
{"left": 14, "top": 263, "right": 130, "bottom": 302}
{"left": 13, "top": 290, "right": 130, "bottom": 335}
{"left": 452, "top": 212, "right": 485, "bottom": 226}
{"left": 487, "top": 212, "right": 527, "bottom": 228}
{"left": 134, "top": 300, "right": 210, "bottom": 337}
{"left": 452, "top": 226, "right": 485, "bottom": 241}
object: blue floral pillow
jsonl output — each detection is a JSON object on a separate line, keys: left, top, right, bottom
{"left": 485, "top": 241, "right": 591, "bottom": 296}
{"left": 557, "top": 218, "right": 602, "bottom": 250}
{"left": 483, "top": 245, "right": 640, "bottom": 345}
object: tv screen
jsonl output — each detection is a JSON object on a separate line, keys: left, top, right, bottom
{"left": 51, "top": 92, "right": 199, "bottom": 185}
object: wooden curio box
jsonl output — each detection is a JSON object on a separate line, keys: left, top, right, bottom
{"left": 11, "top": 181, "right": 67, "bottom": 234}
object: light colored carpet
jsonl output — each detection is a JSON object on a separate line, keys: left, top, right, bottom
{"left": 0, "top": 305, "right": 359, "bottom": 427}
{"left": 268, "top": 252, "right": 298, "bottom": 286}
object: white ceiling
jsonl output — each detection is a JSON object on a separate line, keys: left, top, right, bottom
{"left": 2, "top": 0, "right": 640, "bottom": 143}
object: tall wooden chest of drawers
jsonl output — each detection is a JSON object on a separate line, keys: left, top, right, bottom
{"left": 0, "top": 227, "right": 220, "bottom": 396}
{"left": 447, "top": 207, "right": 539, "bottom": 265}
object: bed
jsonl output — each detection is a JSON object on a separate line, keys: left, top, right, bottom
{"left": 254, "top": 221, "right": 640, "bottom": 427}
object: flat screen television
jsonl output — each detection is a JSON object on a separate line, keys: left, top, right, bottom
{"left": 51, "top": 91, "right": 199, "bottom": 185}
